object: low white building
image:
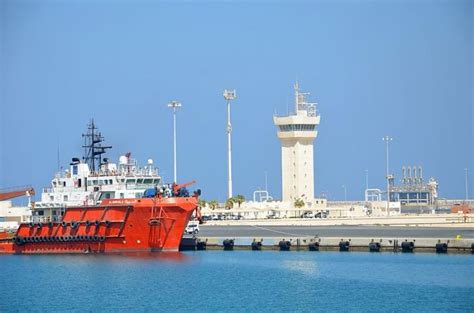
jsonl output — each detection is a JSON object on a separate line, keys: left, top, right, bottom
{"left": 0, "top": 201, "right": 31, "bottom": 231}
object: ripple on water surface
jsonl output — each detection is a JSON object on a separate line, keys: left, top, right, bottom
{"left": 0, "top": 251, "right": 473, "bottom": 312}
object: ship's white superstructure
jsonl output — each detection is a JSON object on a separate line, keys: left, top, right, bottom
{"left": 32, "top": 121, "right": 163, "bottom": 222}
{"left": 273, "top": 83, "right": 321, "bottom": 202}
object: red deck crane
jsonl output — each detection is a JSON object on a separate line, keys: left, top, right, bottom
{"left": 0, "top": 186, "right": 35, "bottom": 201}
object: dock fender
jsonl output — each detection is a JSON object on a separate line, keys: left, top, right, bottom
{"left": 279, "top": 240, "right": 291, "bottom": 251}
{"left": 339, "top": 240, "right": 350, "bottom": 251}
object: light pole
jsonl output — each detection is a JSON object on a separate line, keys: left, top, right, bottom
{"left": 465, "top": 168, "right": 469, "bottom": 200}
{"left": 365, "top": 169, "right": 369, "bottom": 191}
{"left": 342, "top": 185, "right": 347, "bottom": 202}
{"left": 365, "top": 169, "right": 369, "bottom": 202}
{"left": 168, "top": 100, "right": 181, "bottom": 183}
{"left": 224, "top": 89, "right": 236, "bottom": 199}
{"left": 383, "top": 136, "right": 393, "bottom": 216}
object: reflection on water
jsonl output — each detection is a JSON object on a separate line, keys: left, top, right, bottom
{"left": 281, "top": 260, "right": 319, "bottom": 276}
{"left": 0, "top": 251, "right": 472, "bottom": 312}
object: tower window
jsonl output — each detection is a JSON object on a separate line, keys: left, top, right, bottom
{"left": 279, "top": 124, "right": 316, "bottom": 132}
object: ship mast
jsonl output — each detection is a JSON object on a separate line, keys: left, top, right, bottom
{"left": 82, "top": 119, "right": 112, "bottom": 172}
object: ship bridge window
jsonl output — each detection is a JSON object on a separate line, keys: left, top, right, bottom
{"left": 153, "top": 179, "right": 160, "bottom": 184}
{"left": 99, "top": 192, "right": 115, "bottom": 200}
{"left": 144, "top": 179, "right": 153, "bottom": 184}
{"left": 126, "top": 179, "right": 136, "bottom": 184}
{"left": 72, "top": 165, "right": 78, "bottom": 175}
{"left": 137, "top": 179, "right": 144, "bottom": 184}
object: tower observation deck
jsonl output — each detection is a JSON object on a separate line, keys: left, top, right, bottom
{"left": 273, "top": 83, "right": 321, "bottom": 202}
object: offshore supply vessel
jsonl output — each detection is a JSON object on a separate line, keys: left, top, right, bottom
{"left": 0, "top": 120, "right": 200, "bottom": 254}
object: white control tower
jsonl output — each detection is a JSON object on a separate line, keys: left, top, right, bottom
{"left": 273, "top": 82, "right": 321, "bottom": 202}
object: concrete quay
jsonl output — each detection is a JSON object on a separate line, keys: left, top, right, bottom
{"left": 198, "top": 225, "right": 474, "bottom": 238}
{"left": 182, "top": 236, "right": 474, "bottom": 254}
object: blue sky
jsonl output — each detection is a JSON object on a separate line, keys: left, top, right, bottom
{"left": 1, "top": 0, "right": 472, "bottom": 202}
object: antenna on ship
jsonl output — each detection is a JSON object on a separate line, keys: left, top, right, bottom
{"left": 82, "top": 119, "right": 112, "bottom": 172}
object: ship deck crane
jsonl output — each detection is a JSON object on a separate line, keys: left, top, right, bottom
{"left": 0, "top": 186, "right": 35, "bottom": 201}
{"left": 171, "top": 181, "right": 204, "bottom": 223}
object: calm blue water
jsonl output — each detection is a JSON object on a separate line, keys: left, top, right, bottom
{"left": 0, "top": 251, "right": 473, "bottom": 312}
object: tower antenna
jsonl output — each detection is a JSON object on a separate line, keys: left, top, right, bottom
{"left": 82, "top": 119, "right": 112, "bottom": 172}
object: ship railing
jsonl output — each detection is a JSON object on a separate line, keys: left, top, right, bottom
{"left": 90, "top": 168, "right": 159, "bottom": 177}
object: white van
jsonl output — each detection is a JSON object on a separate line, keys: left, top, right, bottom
{"left": 185, "top": 220, "right": 200, "bottom": 235}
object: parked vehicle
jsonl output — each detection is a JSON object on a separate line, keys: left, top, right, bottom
{"left": 315, "top": 212, "right": 328, "bottom": 218}
{"left": 185, "top": 220, "right": 200, "bottom": 234}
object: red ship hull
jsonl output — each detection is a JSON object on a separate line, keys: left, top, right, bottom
{"left": 0, "top": 197, "right": 197, "bottom": 254}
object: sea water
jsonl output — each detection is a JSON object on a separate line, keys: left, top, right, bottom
{"left": 0, "top": 251, "right": 472, "bottom": 312}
